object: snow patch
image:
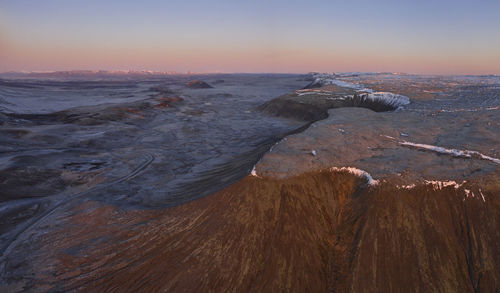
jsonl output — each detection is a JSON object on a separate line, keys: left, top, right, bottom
{"left": 250, "top": 166, "right": 260, "bottom": 178}
{"left": 400, "top": 141, "right": 500, "bottom": 165}
{"left": 464, "top": 189, "right": 474, "bottom": 198}
{"left": 296, "top": 91, "right": 333, "bottom": 96}
{"left": 397, "top": 184, "right": 416, "bottom": 190}
{"left": 307, "top": 73, "right": 374, "bottom": 92}
{"left": 479, "top": 188, "right": 486, "bottom": 202}
{"left": 424, "top": 180, "right": 466, "bottom": 190}
{"left": 301, "top": 74, "right": 412, "bottom": 109}
{"left": 381, "top": 135, "right": 396, "bottom": 140}
{"left": 438, "top": 106, "right": 499, "bottom": 113}
{"left": 330, "top": 167, "right": 379, "bottom": 186}
{"left": 399, "top": 179, "right": 487, "bottom": 203}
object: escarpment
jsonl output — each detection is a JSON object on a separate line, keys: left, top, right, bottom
{"left": 258, "top": 87, "right": 410, "bottom": 122}
{"left": 7, "top": 169, "right": 500, "bottom": 292}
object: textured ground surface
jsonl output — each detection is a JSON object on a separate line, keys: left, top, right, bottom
{"left": 1, "top": 73, "right": 499, "bottom": 292}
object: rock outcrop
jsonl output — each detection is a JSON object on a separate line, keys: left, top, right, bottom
{"left": 258, "top": 87, "right": 410, "bottom": 122}
{"left": 186, "top": 80, "right": 213, "bottom": 89}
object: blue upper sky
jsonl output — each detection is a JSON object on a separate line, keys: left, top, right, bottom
{"left": 1, "top": 0, "right": 499, "bottom": 73}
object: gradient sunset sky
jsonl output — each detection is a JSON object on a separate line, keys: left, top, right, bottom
{"left": 1, "top": 0, "right": 499, "bottom": 74}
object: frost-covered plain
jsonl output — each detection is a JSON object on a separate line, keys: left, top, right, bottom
{"left": 0, "top": 74, "right": 307, "bottom": 210}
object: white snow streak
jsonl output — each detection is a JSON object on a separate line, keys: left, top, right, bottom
{"left": 397, "top": 184, "right": 416, "bottom": 190}
{"left": 250, "top": 166, "right": 260, "bottom": 178}
{"left": 330, "top": 167, "right": 379, "bottom": 185}
{"left": 399, "top": 141, "right": 500, "bottom": 165}
{"left": 479, "top": 189, "right": 486, "bottom": 202}
{"left": 424, "top": 180, "right": 466, "bottom": 190}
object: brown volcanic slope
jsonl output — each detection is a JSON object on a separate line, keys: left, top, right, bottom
{"left": 5, "top": 171, "right": 500, "bottom": 292}
{"left": 2, "top": 86, "right": 500, "bottom": 292}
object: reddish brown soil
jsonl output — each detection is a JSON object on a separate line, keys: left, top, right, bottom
{"left": 24, "top": 170, "right": 500, "bottom": 292}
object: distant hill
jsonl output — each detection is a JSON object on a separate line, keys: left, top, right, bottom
{"left": 0, "top": 70, "right": 187, "bottom": 79}
{"left": 186, "top": 80, "right": 213, "bottom": 89}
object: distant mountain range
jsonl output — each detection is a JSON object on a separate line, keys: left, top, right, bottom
{"left": 0, "top": 70, "right": 214, "bottom": 78}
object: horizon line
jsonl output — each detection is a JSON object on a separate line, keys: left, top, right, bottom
{"left": 1, "top": 69, "right": 499, "bottom": 77}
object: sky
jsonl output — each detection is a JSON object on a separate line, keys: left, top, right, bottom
{"left": 1, "top": 0, "right": 500, "bottom": 74}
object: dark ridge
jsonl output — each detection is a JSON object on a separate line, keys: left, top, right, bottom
{"left": 0, "top": 167, "right": 66, "bottom": 202}
{"left": 0, "top": 78, "right": 139, "bottom": 89}
{"left": 258, "top": 99, "right": 328, "bottom": 122}
{"left": 258, "top": 93, "right": 400, "bottom": 122}
{"left": 0, "top": 128, "right": 31, "bottom": 138}
{"left": 5, "top": 111, "right": 112, "bottom": 126}
{"left": 302, "top": 80, "right": 323, "bottom": 89}
{"left": 4, "top": 112, "right": 67, "bottom": 124}
{"left": 0, "top": 113, "right": 8, "bottom": 125}
{"left": 149, "top": 85, "right": 174, "bottom": 95}
{"left": 349, "top": 94, "right": 402, "bottom": 112}
{"left": 186, "top": 80, "right": 213, "bottom": 89}
{"left": 3, "top": 99, "right": 160, "bottom": 126}
{"left": 0, "top": 79, "right": 41, "bottom": 89}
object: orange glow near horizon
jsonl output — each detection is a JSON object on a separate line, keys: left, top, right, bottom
{"left": 3, "top": 39, "right": 499, "bottom": 75}
{"left": 1, "top": 1, "right": 500, "bottom": 75}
